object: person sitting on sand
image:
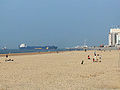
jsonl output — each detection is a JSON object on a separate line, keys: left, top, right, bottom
{"left": 5, "top": 59, "right": 14, "bottom": 62}
{"left": 5, "top": 54, "right": 14, "bottom": 62}
{"left": 97, "top": 54, "right": 99, "bottom": 56}
{"left": 99, "top": 55, "right": 102, "bottom": 59}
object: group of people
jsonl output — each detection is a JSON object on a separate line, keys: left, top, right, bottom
{"left": 81, "top": 51, "right": 102, "bottom": 64}
{"left": 88, "top": 51, "right": 102, "bottom": 62}
{"left": 5, "top": 54, "right": 14, "bottom": 62}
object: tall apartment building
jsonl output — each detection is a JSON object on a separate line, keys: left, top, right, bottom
{"left": 109, "top": 28, "right": 120, "bottom": 46}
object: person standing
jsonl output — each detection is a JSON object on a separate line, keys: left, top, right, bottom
{"left": 88, "top": 55, "right": 90, "bottom": 59}
{"left": 6, "top": 54, "right": 8, "bottom": 58}
{"left": 94, "top": 51, "right": 96, "bottom": 56}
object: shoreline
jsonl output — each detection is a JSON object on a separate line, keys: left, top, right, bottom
{"left": 0, "top": 51, "right": 65, "bottom": 57}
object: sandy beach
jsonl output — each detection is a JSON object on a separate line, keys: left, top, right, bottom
{"left": 0, "top": 50, "right": 120, "bottom": 90}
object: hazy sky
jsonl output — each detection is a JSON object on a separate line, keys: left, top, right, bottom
{"left": 0, "top": 0, "right": 120, "bottom": 49}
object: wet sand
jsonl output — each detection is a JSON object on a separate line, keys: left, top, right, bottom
{"left": 0, "top": 51, "right": 62, "bottom": 57}
{"left": 0, "top": 50, "right": 120, "bottom": 90}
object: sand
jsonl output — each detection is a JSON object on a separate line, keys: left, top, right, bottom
{"left": 0, "top": 50, "right": 120, "bottom": 90}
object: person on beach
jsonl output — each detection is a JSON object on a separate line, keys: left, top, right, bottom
{"left": 93, "top": 56, "right": 97, "bottom": 62}
{"left": 99, "top": 55, "right": 102, "bottom": 59}
{"left": 81, "top": 60, "right": 84, "bottom": 64}
{"left": 5, "top": 54, "right": 9, "bottom": 61}
{"left": 98, "top": 55, "right": 102, "bottom": 62}
{"left": 88, "top": 55, "right": 90, "bottom": 59}
{"left": 97, "top": 54, "right": 99, "bottom": 56}
{"left": 93, "top": 58, "right": 95, "bottom": 62}
{"left": 5, "top": 54, "right": 14, "bottom": 62}
{"left": 6, "top": 54, "right": 8, "bottom": 58}
{"left": 94, "top": 51, "right": 96, "bottom": 56}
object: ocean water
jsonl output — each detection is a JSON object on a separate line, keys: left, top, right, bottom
{"left": 0, "top": 49, "right": 61, "bottom": 54}
{"left": 0, "top": 48, "right": 84, "bottom": 54}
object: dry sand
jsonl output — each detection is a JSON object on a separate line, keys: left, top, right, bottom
{"left": 0, "top": 50, "right": 120, "bottom": 90}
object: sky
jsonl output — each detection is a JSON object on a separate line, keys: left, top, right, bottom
{"left": 0, "top": 0, "right": 120, "bottom": 49}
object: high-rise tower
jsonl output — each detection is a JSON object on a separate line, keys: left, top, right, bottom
{"left": 109, "top": 28, "right": 120, "bottom": 46}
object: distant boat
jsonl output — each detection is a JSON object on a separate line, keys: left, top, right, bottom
{"left": 19, "top": 43, "right": 58, "bottom": 50}
{"left": 75, "top": 40, "right": 88, "bottom": 49}
{"left": 74, "top": 45, "right": 81, "bottom": 49}
{"left": 81, "top": 45, "right": 88, "bottom": 48}
{"left": 82, "top": 40, "right": 88, "bottom": 48}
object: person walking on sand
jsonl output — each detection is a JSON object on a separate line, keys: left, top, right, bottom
{"left": 6, "top": 54, "right": 8, "bottom": 58}
{"left": 88, "top": 55, "right": 90, "bottom": 59}
{"left": 93, "top": 58, "right": 95, "bottom": 62}
{"left": 94, "top": 51, "right": 96, "bottom": 56}
{"left": 93, "top": 56, "right": 97, "bottom": 62}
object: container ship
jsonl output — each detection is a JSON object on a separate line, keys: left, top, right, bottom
{"left": 19, "top": 44, "right": 58, "bottom": 50}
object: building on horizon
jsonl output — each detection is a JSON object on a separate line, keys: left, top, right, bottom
{"left": 109, "top": 28, "right": 120, "bottom": 46}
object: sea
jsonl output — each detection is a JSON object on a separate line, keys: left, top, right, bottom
{"left": 0, "top": 48, "right": 84, "bottom": 54}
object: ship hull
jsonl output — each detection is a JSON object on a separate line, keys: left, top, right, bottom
{"left": 19, "top": 46, "right": 58, "bottom": 50}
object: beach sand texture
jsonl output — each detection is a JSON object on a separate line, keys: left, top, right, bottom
{"left": 0, "top": 50, "right": 120, "bottom": 90}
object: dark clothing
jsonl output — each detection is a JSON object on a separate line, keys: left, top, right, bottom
{"left": 6, "top": 55, "right": 8, "bottom": 58}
